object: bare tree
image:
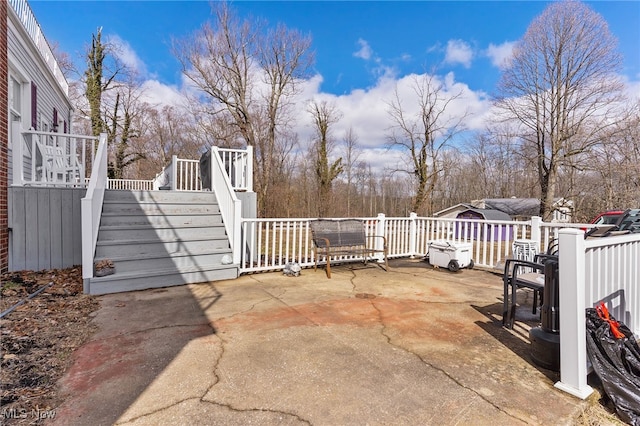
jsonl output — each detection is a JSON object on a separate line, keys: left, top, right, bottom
{"left": 103, "top": 81, "right": 148, "bottom": 179}
{"left": 173, "top": 2, "right": 314, "bottom": 216}
{"left": 342, "top": 127, "right": 361, "bottom": 216}
{"left": 387, "top": 74, "right": 466, "bottom": 215}
{"left": 130, "top": 105, "right": 205, "bottom": 179}
{"left": 308, "top": 100, "right": 343, "bottom": 217}
{"left": 494, "top": 0, "right": 625, "bottom": 220}
{"left": 84, "top": 28, "right": 126, "bottom": 138}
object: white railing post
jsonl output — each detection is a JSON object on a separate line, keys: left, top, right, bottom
{"left": 232, "top": 200, "right": 242, "bottom": 265}
{"left": 530, "top": 216, "right": 542, "bottom": 251}
{"left": 409, "top": 212, "right": 417, "bottom": 258}
{"left": 554, "top": 228, "right": 593, "bottom": 399}
{"left": 171, "top": 155, "right": 178, "bottom": 190}
{"left": 245, "top": 145, "right": 254, "bottom": 192}
{"left": 375, "top": 213, "right": 386, "bottom": 262}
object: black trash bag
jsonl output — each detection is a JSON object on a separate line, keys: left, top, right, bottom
{"left": 586, "top": 303, "right": 640, "bottom": 425}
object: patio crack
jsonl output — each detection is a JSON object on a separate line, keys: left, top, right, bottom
{"left": 116, "top": 397, "right": 312, "bottom": 425}
{"left": 348, "top": 270, "right": 358, "bottom": 293}
{"left": 368, "top": 301, "right": 531, "bottom": 425}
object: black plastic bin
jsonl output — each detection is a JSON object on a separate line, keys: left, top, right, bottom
{"left": 529, "top": 259, "right": 561, "bottom": 371}
{"left": 199, "top": 150, "right": 211, "bottom": 190}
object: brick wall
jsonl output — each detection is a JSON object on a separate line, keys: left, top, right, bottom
{"left": 1, "top": 1, "right": 9, "bottom": 273}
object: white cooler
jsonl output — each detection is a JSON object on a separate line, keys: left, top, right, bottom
{"left": 427, "top": 241, "right": 474, "bottom": 272}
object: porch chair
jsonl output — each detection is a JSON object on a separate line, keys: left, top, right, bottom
{"left": 36, "top": 140, "right": 83, "bottom": 184}
{"left": 502, "top": 240, "right": 558, "bottom": 329}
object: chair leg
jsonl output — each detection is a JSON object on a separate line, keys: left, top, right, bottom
{"left": 509, "top": 305, "right": 517, "bottom": 329}
{"left": 532, "top": 290, "right": 538, "bottom": 314}
{"left": 502, "top": 279, "right": 510, "bottom": 327}
{"left": 511, "top": 284, "right": 518, "bottom": 328}
{"left": 325, "top": 249, "right": 331, "bottom": 279}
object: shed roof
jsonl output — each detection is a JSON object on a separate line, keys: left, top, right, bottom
{"left": 474, "top": 198, "right": 540, "bottom": 217}
{"left": 457, "top": 208, "right": 511, "bottom": 221}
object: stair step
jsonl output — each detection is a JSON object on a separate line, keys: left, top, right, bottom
{"left": 103, "top": 190, "right": 216, "bottom": 203}
{"left": 102, "top": 203, "right": 220, "bottom": 215}
{"left": 97, "top": 224, "right": 226, "bottom": 241}
{"left": 87, "top": 264, "right": 239, "bottom": 295}
{"left": 99, "top": 214, "right": 220, "bottom": 227}
{"left": 94, "top": 248, "right": 233, "bottom": 274}
{"left": 96, "top": 238, "right": 229, "bottom": 258}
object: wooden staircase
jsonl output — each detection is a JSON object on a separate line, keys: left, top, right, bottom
{"left": 87, "top": 190, "right": 238, "bottom": 295}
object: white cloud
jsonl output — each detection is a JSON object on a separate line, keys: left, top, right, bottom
{"left": 140, "top": 80, "right": 187, "bottom": 108}
{"left": 353, "top": 38, "right": 373, "bottom": 60}
{"left": 143, "top": 62, "right": 493, "bottom": 176}
{"left": 623, "top": 75, "right": 640, "bottom": 101}
{"left": 108, "top": 34, "right": 148, "bottom": 76}
{"left": 444, "top": 39, "right": 473, "bottom": 68}
{"left": 288, "top": 70, "right": 491, "bottom": 174}
{"left": 486, "top": 41, "right": 515, "bottom": 70}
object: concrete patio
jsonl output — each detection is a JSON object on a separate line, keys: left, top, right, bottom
{"left": 51, "top": 258, "right": 591, "bottom": 425}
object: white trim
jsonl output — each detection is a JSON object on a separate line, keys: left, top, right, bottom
{"left": 7, "top": 0, "right": 69, "bottom": 97}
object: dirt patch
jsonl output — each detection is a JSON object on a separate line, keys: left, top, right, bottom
{"left": 1, "top": 267, "right": 99, "bottom": 424}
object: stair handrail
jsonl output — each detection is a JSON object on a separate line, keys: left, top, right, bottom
{"left": 211, "top": 146, "right": 242, "bottom": 264}
{"left": 81, "top": 133, "right": 108, "bottom": 290}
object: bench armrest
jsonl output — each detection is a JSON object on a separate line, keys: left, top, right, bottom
{"left": 312, "top": 237, "right": 331, "bottom": 249}
{"left": 366, "top": 234, "right": 387, "bottom": 247}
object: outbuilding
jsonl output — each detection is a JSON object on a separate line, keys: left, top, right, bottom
{"left": 455, "top": 208, "right": 513, "bottom": 241}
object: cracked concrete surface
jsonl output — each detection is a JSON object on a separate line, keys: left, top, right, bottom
{"left": 51, "top": 259, "right": 585, "bottom": 425}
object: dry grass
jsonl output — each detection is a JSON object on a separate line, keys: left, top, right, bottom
{"left": 573, "top": 387, "right": 627, "bottom": 426}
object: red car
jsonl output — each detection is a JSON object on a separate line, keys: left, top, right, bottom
{"left": 590, "top": 210, "right": 625, "bottom": 225}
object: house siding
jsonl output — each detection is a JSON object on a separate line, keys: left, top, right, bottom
{"left": 6, "top": 1, "right": 75, "bottom": 272}
{"left": 9, "top": 187, "right": 85, "bottom": 271}
{"left": 1, "top": 0, "right": 9, "bottom": 273}
{"left": 7, "top": 4, "right": 72, "bottom": 186}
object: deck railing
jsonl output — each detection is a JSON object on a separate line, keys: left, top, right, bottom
{"left": 216, "top": 147, "right": 253, "bottom": 191}
{"left": 150, "top": 155, "right": 201, "bottom": 191}
{"left": 14, "top": 130, "right": 98, "bottom": 187}
{"left": 108, "top": 179, "right": 155, "bottom": 191}
{"left": 175, "top": 158, "right": 201, "bottom": 191}
{"left": 239, "top": 214, "right": 597, "bottom": 274}
{"left": 555, "top": 229, "right": 640, "bottom": 399}
{"left": 80, "top": 133, "right": 108, "bottom": 289}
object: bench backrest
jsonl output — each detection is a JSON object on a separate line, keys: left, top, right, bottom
{"left": 310, "top": 219, "right": 367, "bottom": 248}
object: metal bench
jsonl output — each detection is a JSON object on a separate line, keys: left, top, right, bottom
{"left": 310, "top": 219, "right": 388, "bottom": 278}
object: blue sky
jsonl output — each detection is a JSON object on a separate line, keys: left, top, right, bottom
{"left": 30, "top": 1, "right": 640, "bottom": 95}
{"left": 26, "top": 1, "right": 640, "bottom": 169}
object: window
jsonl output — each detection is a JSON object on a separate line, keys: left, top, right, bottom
{"left": 9, "top": 76, "right": 22, "bottom": 116}
{"left": 9, "top": 75, "right": 24, "bottom": 149}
